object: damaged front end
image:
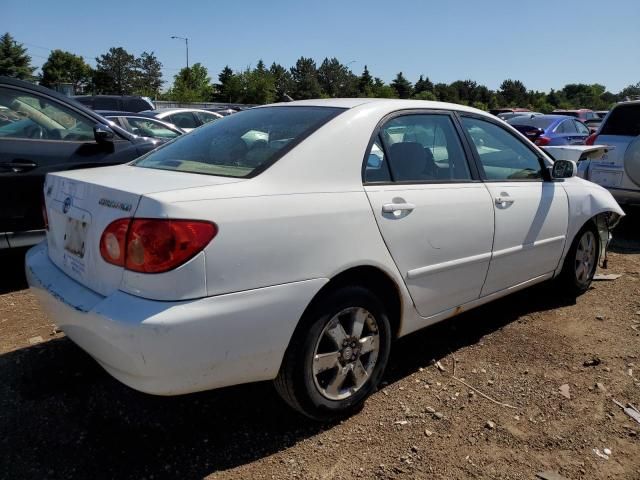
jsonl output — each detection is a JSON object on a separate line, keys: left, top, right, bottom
{"left": 594, "top": 211, "right": 623, "bottom": 268}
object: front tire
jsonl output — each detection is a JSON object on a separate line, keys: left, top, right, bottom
{"left": 274, "top": 286, "right": 391, "bottom": 421}
{"left": 559, "top": 223, "right": 599, "bottom": 295}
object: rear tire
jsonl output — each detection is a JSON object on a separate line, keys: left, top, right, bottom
{"left": 274, "top": 286, "right": 391, "bottom": 421}
{"left": 558, "top": 223, "right": 599, "bottom": 295}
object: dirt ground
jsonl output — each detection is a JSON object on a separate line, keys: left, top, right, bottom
{"left": 1, "top": 212, "right": 639, "bottom": 480}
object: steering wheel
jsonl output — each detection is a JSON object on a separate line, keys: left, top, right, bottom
{"left": 24, "top": 124, "right": 48, "bottom": 139}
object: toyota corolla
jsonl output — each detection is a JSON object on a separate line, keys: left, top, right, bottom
{"left": 26, "top": 99, "right": 623, "bottom": 420}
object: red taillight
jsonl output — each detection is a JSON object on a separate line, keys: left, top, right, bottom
{"left": 100, "top": 218, "right": 217, "bottom": 273}
{"left": 535, "top": 136, "right": 551, "bottom": 146}
{"left": 585, "top": 133, "right": 598, "bottom": 145}
{"left": 100, "top": 218, "right": 130, "bottom": 267}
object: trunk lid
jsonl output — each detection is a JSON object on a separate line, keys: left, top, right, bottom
{"left": 44, "top": 164, "right": 244, "bottom": 296}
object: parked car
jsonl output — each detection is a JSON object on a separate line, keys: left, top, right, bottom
{"left": 507, "top": 114, "right": 591, "bottom": 146}
{"left": 552, "top": 109, "right": 599, "bottom": 123}
{"left": 584, "top": 117, "right": 603, "bottom": 133}
{"left": 72, "top": 95, "right": 155, "bottom": 113}
{"left": 596, "top": 110, "right": 609, "bottom": 119}
{"left": 97, "top": 110, "right": 184, "bottom": 142}
{"left": 143, "top": 108, "right": 223, "bottom": 132}
{"left": 27, "top": 99, "right": 623, "bottom": 420}
{"left": 0, "top": 76, "right": 164, "bottom": 250}
{"left": 497, "top": 111, "right": 541, "bottom": 121}
{"left": 584, "top": 100, "right": 640, "bottom": 204}
{"left": 489, "top": 107, "right": 531, "bottom": 116}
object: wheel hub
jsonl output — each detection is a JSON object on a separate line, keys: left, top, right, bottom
{"left": 339, "top": 337, "right": 360, "bottom": 364}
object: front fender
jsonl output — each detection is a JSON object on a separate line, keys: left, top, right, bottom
{"left": 559, "top": 178, "right": 625, "bottom": 271}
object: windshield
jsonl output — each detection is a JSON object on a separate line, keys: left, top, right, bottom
{"left": 133, "top": 106, "right": 344, "bottom": 177}
{"left": 508, "top": 116, "right": 556, "bottom": 129}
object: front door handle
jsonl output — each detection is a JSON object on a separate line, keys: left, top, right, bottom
{"left": 495, "top": 196, "right": 515, "bottom": 208}
{"left": 0, "top": 160, "right": 38, "bottom": 173}
{"left": 382, "top": 202, "right": 416, "bottom": 214}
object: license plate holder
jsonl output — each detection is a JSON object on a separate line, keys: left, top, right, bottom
{"left": 63, "top": 217, "right": 88, "bottom": 258}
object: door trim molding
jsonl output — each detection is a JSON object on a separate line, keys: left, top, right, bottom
{"left": 491, "top": 235, "right": 565, "bottom": 260}
{"left": 407, "top": 251, "right": 492, "bottom": 279}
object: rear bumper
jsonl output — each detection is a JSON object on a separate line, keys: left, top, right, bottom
{"left": 26, "top": 243, "right": 326, "bottom": 395}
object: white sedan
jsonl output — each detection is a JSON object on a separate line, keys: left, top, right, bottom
{"left": 27, "top": 99, "right": 624, "bottom": 420}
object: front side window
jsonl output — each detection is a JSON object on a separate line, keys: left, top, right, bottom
{"left": 461, "top": 116, "right": 543, "bottom": 181}
{"left": 375, "top": 114, "right": 471, "bottom": 182}
{"left": 125, "top": 117, "right": 180, "bottom": 139}
{"left": 134, "top": 106, "right": 344, "bottom": 177}
{"left": 0, "top": 87, "right": 94, "bottom": 141}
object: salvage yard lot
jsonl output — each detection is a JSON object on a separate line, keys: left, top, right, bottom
{"left": 1, "top": 213, "right": 639, "bottom": 480}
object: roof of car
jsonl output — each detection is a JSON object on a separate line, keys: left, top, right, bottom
{"left": 150, "top": 108, "right": 222, "bottom": 114}
{"left": 259, "top": 98, "right": 493, "bottom": 117}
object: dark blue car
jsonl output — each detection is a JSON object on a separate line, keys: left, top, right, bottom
{"left": 507, "top": 114, "right": 591, "bottom": 146}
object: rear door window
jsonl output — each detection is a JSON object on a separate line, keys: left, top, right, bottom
{"left": 556, "top": 119, "right": 577, "bottom": 134}
{"left": 575, "top": 121, "right": 590, "bottom": 135}
{"left": 600, "top": 105, "right": 640, "bottom": 137}
{"left": 194, "top": 111, "right": 220, "bottom": 125}
{"left": 374, "top": 114, "right": 472, "bottom": 182}
{"left": 167, "top": 112, "right": 199, "bottom": 129}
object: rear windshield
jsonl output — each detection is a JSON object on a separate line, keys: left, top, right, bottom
{"left": 133, "top": 106, "right": 344, "bottom": 177}
{"left": 600, "top": 105, "right": 640, "bottom": 137}
{"left": 554, "top": 111, "right": 579, "bottom": 118}
{"left": 508, "top": 116, "right": 555, "bottom": 129}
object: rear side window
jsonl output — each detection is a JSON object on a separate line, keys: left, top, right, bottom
{"left": 194, "top": 111, "right": 219, "bottom": 125}
{"left": 601, "top": 105, "right": 640, "bottom": 137}
{"left": 556, "top": 119, "right": 577, "bottom": 134}
{"left": 168, "top": 112, "right": 198, "bottom": 129}
{"left": 134, "top": 106, "right": 344, "bottom": 177}
{"left": 126, "top": 98, "right": 153, "bottom": 112}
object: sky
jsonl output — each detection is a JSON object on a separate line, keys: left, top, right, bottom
{"left": 4, "top": 0, "right": 640, "bottom": 93}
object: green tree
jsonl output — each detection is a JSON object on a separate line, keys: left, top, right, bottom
{"left": 619, "top": 82, "right": 640, "bottom": 100}
{"left": 171, "top": 63, "right": 212, "bottom": 102}
{"left": 499, "top": 79, "right": 528, "bottom": 106}
{"left": 40, "top": 49, "right": 91, "bottom": 93}
{"left": 358, "top": 65, "right": 374, "bottom": 96}
{"left": 0, "top": 33, "right": 35, "bottom": 79}
{"left": 290, "top": 57, "right": 322, "bottom": 99}
{"left": 93, "top": 47, "right": 137, "bottom": 94}
{"left": 269, "top": 62, "right": 293, "bottom": 101}
{"left": 134, "top": 51, "right": 163, "bottom": 97}
{"left": 371, "top": 78, "right": 397, "bottom": 98}
{"left": 390, "top": 72, "right": 413, "bottom": 99}
{"left": 241, "top": 63, "right": 276, "bottom": 104}
{"left": 433, "top": 83, "right": 457, "bottom": 102}
{"left": 413, "top": 75, "right": 434, "bottom": 96}
{"left": 317, "top": 57, "right": 357, "bottom": 97}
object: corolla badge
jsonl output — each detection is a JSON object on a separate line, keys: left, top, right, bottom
{"left": 63, "top": 197, "right": 72, "bottom": 214}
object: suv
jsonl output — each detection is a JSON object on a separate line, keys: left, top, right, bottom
{"left": 72, "top": 95, "right": 155, "bottom": 113}
{"left": 584, "top": 101, "right": 640, "bottom": 205}
{"left": 0, "top": 77, "right": 162, "bottom": 250}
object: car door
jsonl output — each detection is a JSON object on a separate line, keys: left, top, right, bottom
{"left": 364, "top": 112, "right": 495, "bottom": 318}
{"left": 459, "top": 115, "right": 568, "bottom": 296}
{"left": 0, "top": 85, "right": 136, "bottom": 240}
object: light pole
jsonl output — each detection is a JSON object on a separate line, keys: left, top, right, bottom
{"left": 170, "top": 35, "right": 189, "bottom": 70}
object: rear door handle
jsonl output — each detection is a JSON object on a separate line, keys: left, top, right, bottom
{"left": 382, "top": 202, "right": 416, "bottom": 213}
{"left": 0, "top": 160, "right": 38, "bottom": 173}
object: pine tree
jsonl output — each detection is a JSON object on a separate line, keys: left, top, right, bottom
{"left": 0, "top": 33, "right": 35, "bottom": 79}
{"left": 390, "top": 72, "right": 413, "bottom": 99}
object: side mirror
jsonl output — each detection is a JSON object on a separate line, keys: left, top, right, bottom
{"left": 94, "top": 124, "right": 115, "bottom": 144}
{"left": 551, "top": 159, "right": 577, "bottom": 179}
